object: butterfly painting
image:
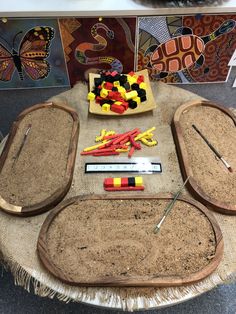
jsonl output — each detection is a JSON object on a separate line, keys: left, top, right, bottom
{"left": 0, "top": 26, "right": 55, "bottom": 81}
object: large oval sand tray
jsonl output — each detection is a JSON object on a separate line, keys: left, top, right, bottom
{"left": 0, "top": 102, "right": 79, "bottom": 216}
{"left": 172, "top": 100, "right": 236, "bottom": 214}
{"left": 37, "top": 194, "right": 223, "bottom": 287}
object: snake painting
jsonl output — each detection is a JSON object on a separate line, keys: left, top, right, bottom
{"left": 75, "top": 22, "right": 123, "bottom": 73}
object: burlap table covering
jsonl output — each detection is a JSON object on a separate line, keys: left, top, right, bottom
{"left": 0, "top": 82, "right": 235, "bottom": 311}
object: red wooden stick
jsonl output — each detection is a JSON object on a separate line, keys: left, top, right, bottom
{"left": 112, "top": 128, "right": 140, "bottom": 145}
{"left": 92, "top": 151, "right": 120, "bottom": 156}
{"left": 80, "top": 148, "right": 116, "bottom": 155}
{"left": 129, "top": 134, "right": 141, "bottom": 149}
{"left": 105, "top": 186, "right": 144, "bottom": 191}
{"left": 103, "top": 134, "right": 121, "bottom": 140}
{"left": 128, "top": 146, "right": 135, "bottom": 158}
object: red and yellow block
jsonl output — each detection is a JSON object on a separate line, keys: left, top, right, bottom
{"left": 104, "top": 177, "right": 144, "bottom": 191}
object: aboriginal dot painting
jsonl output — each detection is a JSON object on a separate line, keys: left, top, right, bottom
{"left": 137, "top": 15, "right": 236, "bottom": 83}
{"left": 0, "top": 18, "right": 70, "bottom": 90}
{"left": 59, "top": 17, "right": 136, "bottom": 85}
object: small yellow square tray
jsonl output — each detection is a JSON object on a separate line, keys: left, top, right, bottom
{"left": 88, "top": 69, "right": 157, "bottom": 115}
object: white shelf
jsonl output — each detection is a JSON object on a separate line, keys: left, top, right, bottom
{"left": 0, "top": 0, "right": 236, "bottom": 18}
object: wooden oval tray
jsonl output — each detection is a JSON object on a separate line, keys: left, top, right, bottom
{"left": 0, "top": 102, "right": 79, "bottom": 216}
{"left": 37, "top": 194, "right": 223, "bottom": 287}
{"left": 172, "top": 100, "right": 236, "bottom": 214}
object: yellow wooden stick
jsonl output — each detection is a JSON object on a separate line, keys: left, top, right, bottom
{"left": 143, "top": 133, "right": 154, "bottom": 139}
{"left": 126, "top": 127, "right": 156, "bottom": 146}
{"left": 105, "top": 130, "right": 116, "bottom": 136}
{"left": 140, "top": 138, "right": 158, "bottom": 147}
{"left": 83, "top": 140, "right": 109, "bottom": 152}
{"left": 116, "top": 148, "right": 129, "bottom": 152}
{"left": 95, "top": 129, "right": 107, "bottom": 142}
{"left": 135, "top": 127, "right": 156, "bottom": 141}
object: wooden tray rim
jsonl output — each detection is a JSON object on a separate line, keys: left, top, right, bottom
{"left": 0, "top": 102, "right": 79, "bottom": 216}
{"left": 37, "top": 193, "right": 223, "bottom": 287}
{"left": 172, "top": 99, "right": 236, "bottom": 215}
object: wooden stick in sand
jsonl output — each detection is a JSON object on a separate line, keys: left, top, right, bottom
{"left": 192, "top": 124, "right": 233, "bottom": 173}
{"left": 12, "top": 124, "right": 32, "bottom": 166}
{"left": 153, "top": 176, "right": 190, "bottom": 234}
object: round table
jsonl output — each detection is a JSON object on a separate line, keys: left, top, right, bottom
{"left": 0, "top": 82, "right": 236, "bottom": 311}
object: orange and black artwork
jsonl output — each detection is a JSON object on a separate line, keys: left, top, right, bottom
{"left": 138, "top": 15, "right": 236, "bottom": 83}
{"left": 59, "top": 17, "right": 136, "bottom": 85}
{"left": 0, "top": 18, "right": 69, "bottom": 89}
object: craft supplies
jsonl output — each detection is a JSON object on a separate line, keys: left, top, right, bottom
{"left": 87, "top": 71, "right": 147, "bottom": 114}
{"left": 153, "top": 176, "right": 190, "bottom": 234}
{"left": 81, "top": 127, "right": 158, "bottom": 158}
{"left": 88, "top": 70, "right": 157, "bottom": 116}
{"left": 192, "top": 124, "right": 233, "bottom": 173}
{"left": 104, "top": 176, "right": 144, "bottom": 191}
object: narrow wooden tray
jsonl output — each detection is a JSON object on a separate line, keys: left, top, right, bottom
{"left": 172, "top": 100, "right": 236, "bottom": 214}
{"left": 0, "top": 102, "right": 79, "bottom": 216}
{"left": 37, "top": 194, "right": 223, "bottom": 287}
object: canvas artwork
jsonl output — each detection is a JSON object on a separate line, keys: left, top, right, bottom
{"left": 0, "top": 18, "right": 70, "bottom": 89}
{"left": 59, "top": 17, "right": 136, "bottom": 85}
{"left": 137, "top": 15, "right": 236, "bottom": 83}
{"left": 228, "top": 49, "right": 236, "bottom": 66}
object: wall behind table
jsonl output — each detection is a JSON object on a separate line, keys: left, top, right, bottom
{"left": 0, "top": 14, "right": 236, "bottom": 89}
{"left": 1, "top": 14, "right": 236, "bottom": 134}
